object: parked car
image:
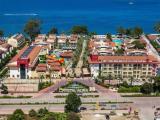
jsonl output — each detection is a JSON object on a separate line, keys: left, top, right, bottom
{"left": 80, "top": 107, "right": 87, "bottom": 111}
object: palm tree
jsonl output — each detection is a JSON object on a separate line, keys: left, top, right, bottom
{"left": 148, "top": 76, "right": 153, "bottom": 83}
{"left": 129, "top": 76, "right": 134, "bottom": 86}
{"left": 106, "top": 33, "right": 112, "bottom": 41}
{"left": 154, "top": 21, "right": 160, "bottom": 33}
{"left": 39, "top": 75, "right": 44, "bottom": 83}
{"left": 108, "top": 74, "right": 112, "bottom": 85}
{"left": 118, "top": 74, "right": 123, "bottom": 84}
{"left": 0, "top": 29, "right": 4, "bottom": 37}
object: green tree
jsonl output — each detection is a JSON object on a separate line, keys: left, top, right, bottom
{"left": 0, "top": 29, "right": 4, "bottom": 37}
{"left": 125, "top": 28, "right": 132, "bottom": 36}
{"left": 8, "top": 109, "right": 25, "bottom": 120}
{"left": 129, "top": 76, "right": 134, "bottom": 86}
{"left": 41, "top": 113, "right": 56, "bottom": 120}
{"left": 117, "top": 26, "right": 126, "bottom": 35}
{"left": 48, "top": 27, "right": 58, "bottom": 35}
{"left": 29, "top": 109, "right": 37, "bottom": 117}
{"left": 71, "top": 26, "right": 88, "bottom": 34}
{"left": 37, "top": 108, "right": 49, "bottom": 118}
{"left": 106, "top": 33, "right": 112, "bottom": 41}
{"left": 24, "top": 19, "right": 41, "bottom": 40}
{"left": 153, "top": 76, "right": 160, "bottom": 93}
{"left": 131, "top": 27, "right": 143, "bottom": 38}
{"left": 65, "top": 92, "right": 82, "bottom": 113}
{"left": 120, "top": 81, "right": 129, "bottom": 88}
{"left": 132, "top": 40, "right": 145, "bottom": 49}
{"left": 108, "top": 74, "right": 113, "bottom": 85}
{"left": 115, "top": 48, "right": 124, "bottom": 55}
{"left": 88, "top": 32, "right": 97, "bottom": 36}
{"left": 1, "top": 84, "right": 8, "bottom": 94}
{"left": 154, "top": 21, "right": 160, "bottom": 33}
{"left": 140, "top": 82, "right": 153, "bottom": 94}
{"left": 67, "top": 112, "right": 80, "bottom": 120}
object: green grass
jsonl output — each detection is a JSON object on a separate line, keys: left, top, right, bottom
{"left": 150, "top": 40, "right": 160, "bottom": 49}
{"left": 54, "top": 95, "right": 99, "bottom": 98}
{"left": 0, "top": 95, "right": 31, "bottom": 99}
{"left": 38, "top": 82, "right": 53, "bottom": 91}
{"left": 118, "top": 86, "right": 141, "bottom": 93}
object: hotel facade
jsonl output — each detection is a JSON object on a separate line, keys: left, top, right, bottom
{"left": 88, "top": 35, "right": 160, "bottom": 81}
{"left": 89, "top": 54, "right": 159, "bottom": 81}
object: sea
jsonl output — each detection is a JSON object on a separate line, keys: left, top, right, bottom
{"left": 0, "top": 0, "right": 160, "bottom": 35}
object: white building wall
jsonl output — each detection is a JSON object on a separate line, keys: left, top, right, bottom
{"left": 9, "top": 67, "right": 19, "bottom": 78}
{"left": 27, "top": 68, "right": 32, "bottom": 79}
{"left": 90, "top": 64, "right": 99, "bottom": 78}
{"left": 8, "top": 38, "right": 18, "bottom": 48}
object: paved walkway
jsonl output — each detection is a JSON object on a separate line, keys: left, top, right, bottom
{"left": 142, "top": 35, "right": 160, "bottom": 60}
{"left": 75, "top": 39, "right": 87, "bottom": 76}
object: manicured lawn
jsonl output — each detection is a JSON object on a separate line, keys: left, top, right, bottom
{"left": 0, "top": 95, "right": 31, "bottom": 99}
{"left": 118, "top": 86, "right": 141, "bottom": 93}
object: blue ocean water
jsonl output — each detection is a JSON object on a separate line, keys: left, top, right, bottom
{"left": 0, "top": 0, "right": 160, "bottom": 35}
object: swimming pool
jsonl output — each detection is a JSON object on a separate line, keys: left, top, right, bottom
{"left": 112, "top": 39, "right": 123, "bottom": 46}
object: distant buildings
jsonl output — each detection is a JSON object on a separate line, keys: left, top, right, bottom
{"left": 7, "top": 34, "right": 25, "bottom": 48}
{"left": 0, "top": 40, "right": 13, "bottom": 63}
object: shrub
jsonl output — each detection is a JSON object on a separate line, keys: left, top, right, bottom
{"left": 29, "top": 109, "right": 37, "bottom": 117}
{"left": 140, "top": 82, "right": 153, "bottom": 94}
{"left": 37, "top": 108, "right": 49, "bottom": 118}
{"left": 8, "top": 109, "right": 25, "bottom": 120}
{"left": 110, "top": 111, "right": 116, "bottom": 116}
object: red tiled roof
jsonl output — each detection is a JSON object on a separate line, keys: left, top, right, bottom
{"left": 50, "top": 65, "right": 61, "bottom": 71}
{"left": 1, "top": 43, "right": 12, "bottom": 49}
{"left": 49, "top": 62, "right": 61, "bottom": 66}
{"left": 10, "top": 46, "right": 28, "bottom": 62}
{"left": 37, "top": 64, "right": 47, "bottom": 67}
{"left": 36, "top": 66, "right": 47, "bottom": 72}
{"left": 147, "top": 35, "right": 158, "bottom": 40}
{"left": 88, "top": 55, "right": 159, "bottom": 64}
{"left": 28, "top": 46, "right": 42, "bottom": 66}
{"left": 60, "top": 51, "right": 73, "bottom": 58}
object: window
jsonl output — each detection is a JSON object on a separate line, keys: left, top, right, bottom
{"left": 17, "top": 75, "right": 19, "bottom": 78}
{"left": 12, "top": 75, "right": 15, "bottom": 78}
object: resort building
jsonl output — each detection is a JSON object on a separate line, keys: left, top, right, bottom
{"left": 46, "top": 34, "right": 57, "bottom": 49}
{"left": 35, "top": 34, "right": 46, "bottom": 42}
{"left": 89, "top": 54, "right": 159, "bottom": 81}
{"left": 0, "top": 42, "right": 13, "bottom": 63}
{"left": 7, "top": 45, "right": 42, "bottom": 79}
{"left": 7, "top": 34, "right": 25, "bottom": 48}
{"left": 88, "top": 35, "right": 160, "bottom": 81}
{"left": 68, "top": 34, "right": 79, "bottom": 47}
{"left": 57, "top": 34, "right": 68, "bottom": 48}
{"left": 60, "top": 51, "right": 73, "bottom": 62}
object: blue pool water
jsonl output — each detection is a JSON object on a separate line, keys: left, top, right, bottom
{"left": 0, "top": 0, "right": 160, "bottom": 35}
{"left": 112, "top": 39, "right": 123, "bottom": 46}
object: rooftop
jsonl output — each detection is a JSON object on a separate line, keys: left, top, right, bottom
{"left": 8, "top": 46, "right": 42, "bottom": 67}
{"left": 89, "top": 55, "right": 159, "bottom": 64}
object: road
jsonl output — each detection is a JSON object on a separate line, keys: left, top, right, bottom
{"left": 128, "top": 97, "right": 160, "bottom": 120}
{"left": 0, "top": 103, "right": 129, "bottom": 115}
